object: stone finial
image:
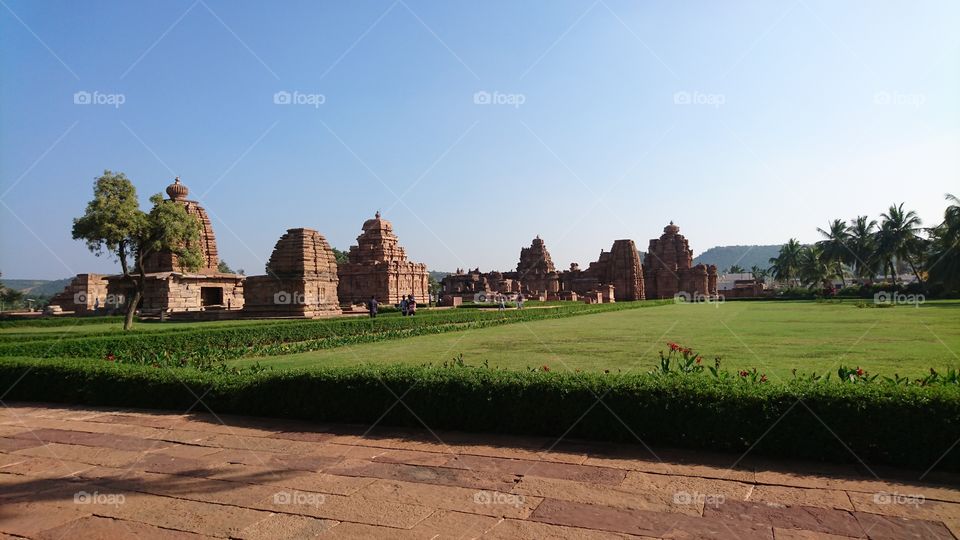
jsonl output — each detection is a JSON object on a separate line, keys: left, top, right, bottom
{"left": 166, "top": 176, "right": 189, "bottom": 200}
{"left": 375, "top": 210, "right": 381, "bottom": 219}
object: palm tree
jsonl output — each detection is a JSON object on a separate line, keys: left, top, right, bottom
{"left": 768, "top": 239, "right": 802, "bottom": 286}
{"left": 728, "top": 264, "right": 746, "bottom": 274}
{"left": 927, "top": 194, "right": 960, "bottom": 291}
{"left": 798, "top": 244, "right": 830, "bottom": 290}
{"left": 846, "top": 216, "right": 878, "bottom": 284}
{"left": 816, "top": 219, "right": 850, "bottom": 287}
{"left": 750, "top": 265, "right": 768, "bottom": 282}
{"left": 879, "top": 203, "right": 926, "bottom": 288}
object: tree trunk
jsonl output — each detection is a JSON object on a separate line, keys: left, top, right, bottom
{"left": 836, "top": 262, "right": 846, "bottom": 288}
{"left": 123, "top": 289, "right": 141, "bottom": 331}
{"left": 907, "top": 259, "right": 925, "bottom": 293}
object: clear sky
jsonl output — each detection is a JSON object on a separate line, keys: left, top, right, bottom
{"left": 1, "top": 0, "right": 958, "bottom": 280}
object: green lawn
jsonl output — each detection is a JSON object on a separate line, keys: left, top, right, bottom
{"left": 231, "top": 300, "right": 960, "bottom": 380}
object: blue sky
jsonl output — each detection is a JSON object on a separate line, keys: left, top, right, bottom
{"left": 1, "top": 0, "right": 958, "bottom": 279}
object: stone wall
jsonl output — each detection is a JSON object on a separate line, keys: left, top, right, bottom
{"left": 48, "top": 274, "right": 111, "bottom": 314}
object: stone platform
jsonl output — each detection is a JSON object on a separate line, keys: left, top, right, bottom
{"left": 0, "top": 403, "right": 957, "bottom": 539}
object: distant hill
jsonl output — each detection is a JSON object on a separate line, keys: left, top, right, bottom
{"left": 693, "top": 245, "right": 782, "bottom": 272}
{"left": 1, "top": 278, "right": 72, "bottom": 298}
{"left": 429, "top": 271, "right": 453, "bottom": 282}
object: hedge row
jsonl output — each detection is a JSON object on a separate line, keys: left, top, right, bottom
{"left": 1, "top": 358, "right": 956, "bottom": 471}
{"left": 0, "top": 301, "right": 671, "bottom": 361}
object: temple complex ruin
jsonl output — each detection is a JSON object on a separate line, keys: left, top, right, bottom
{"left": 643, "top": 222, "right": 718, "bottom": 299}
{"left": 337, "top": 212, "right": 430, "bottom": 305}
{"left": 242, "top": 228, "right": 341, "bottom": 317}
{"left": 49, "top": 177, "right": 723, "bottom": 319}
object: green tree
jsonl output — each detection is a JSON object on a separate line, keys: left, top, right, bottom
{"left": 846, "top": 216, "right": 878, "bottom": 284}
{"left": 72, "top": 171, "right": 203, "bottom": 330}
{"left": 0, "top": 274, "right": 23, "bottom": 311}
{"left": 750, "top": 265, "right": 767, "bottom": 282}
{"left": 331, "top": 247, "right": 348, "bottom": 265}
{"left": 217, "top": 260, "right": 234, "bottom": 274}
{"left": 878, "top": 203, "right": 926, "bottom": 288}
{"left": 927, "top": 194, "right": 960, "bottom": 292}
{"left": 728, "top": 264, "right": 746, "bottom": 274}
{"left": 798, "top": 244, "right": 830, "bottom": 289}
{"left": 816, "top": 219, "right": 850, "bottom": 287}
{"left": 768, "top": 239, "right": 803, "bottom": 285}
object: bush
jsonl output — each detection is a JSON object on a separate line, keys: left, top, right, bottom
{"left": 0, "top": 357, "right": 956, "bottom": 471}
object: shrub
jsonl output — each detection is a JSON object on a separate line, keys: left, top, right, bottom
{"left": 0, "top": 357, "right": 956, "bottom": 471}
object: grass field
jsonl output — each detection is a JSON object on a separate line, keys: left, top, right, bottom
{"left": 228, "top": 300, "right": 960, "bottom": 379}
{"left": 3, "top": 300, "right": 959, "bottom": 380}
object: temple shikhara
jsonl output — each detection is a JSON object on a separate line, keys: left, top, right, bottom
{"left": 242, "top": 228, "right": 341, "bottom": 317}
{"left": 643, "top": 222, "right": 718, "bottom": 300}
{"left": 49, "top": 176, "right": 720, "bottom": 318}
{"left": 336, "top": 212, "right": 430, "bottom": 305}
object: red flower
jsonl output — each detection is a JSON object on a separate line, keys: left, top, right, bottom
{"left": 105, "top": 354, "right": 115, "bottom": 362}
{"left": 541, "top": 365, "right": 550, "bottom": 372}
{"left": 695, "top": 356, "right": 702, "bottom": 364}
{"left": 739, "top": 370, "right": 749, "bottom": 377}
{"left": 760, "top": 375, "right": 768, "bottom": 383}
{"left": 668, "top": 342, "right": 680, "bottom": 352}
{"left": 855, "top": 367, "right": 864, "bottom": 377}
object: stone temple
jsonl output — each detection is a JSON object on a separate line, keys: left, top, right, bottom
{"left": 337, "top": 212, "right": 430, "bottom": 305}
{"left": 50, "top": 177, "right": 244, "bottom": 315}
{"left": 643, "top": 222, "right": 718, "bottom": 299}
{"left": 242, "top": 228, "right": 341, "bottom": 317}
{"left": 563, "top": 239, "right": 645, "bottom": 302}
{"left": 515, "top": 236, "right": 561, "bottom": 295}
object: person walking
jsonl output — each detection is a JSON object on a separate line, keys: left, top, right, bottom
{"left": 516, "top": 292, "right": 524, "bottom": 309}
{"left": 498, "top": 293, "right": 506, "bottom": 312}
{"left": 368, "top": 296, "right": 378, "bottom": 318}
{"left": 407, "top": 294, "right": 417, "bottom": 316}
{"left": 400, "top": 296, "right": 409, "bottom": 316}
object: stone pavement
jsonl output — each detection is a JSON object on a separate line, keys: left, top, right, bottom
{"left": 0, "top": 403, "right": 957, "bottom": 539}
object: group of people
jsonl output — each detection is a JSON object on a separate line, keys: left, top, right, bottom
{"left": 495, "top": 292, "right": 524, "bottom": 312}
{"left": 366, "top": 294, "right": 418, "bottom": 318}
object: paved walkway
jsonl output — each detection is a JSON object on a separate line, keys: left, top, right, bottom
{"left": 0, "top": 403, "right": 957, "bottom": 539}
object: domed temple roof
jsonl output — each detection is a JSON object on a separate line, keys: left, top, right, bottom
{"left": 361, "top": 211, "right": 393, "bottom": 232}
{"left": 166, "top": 177, "right": 189, "bottom": 201}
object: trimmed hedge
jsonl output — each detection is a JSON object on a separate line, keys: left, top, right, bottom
{"left": 1, "top": 357, "right": 957, "bottom": 471}
{"left": 0, "top": 300, "right": 670, "bottom": 361}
